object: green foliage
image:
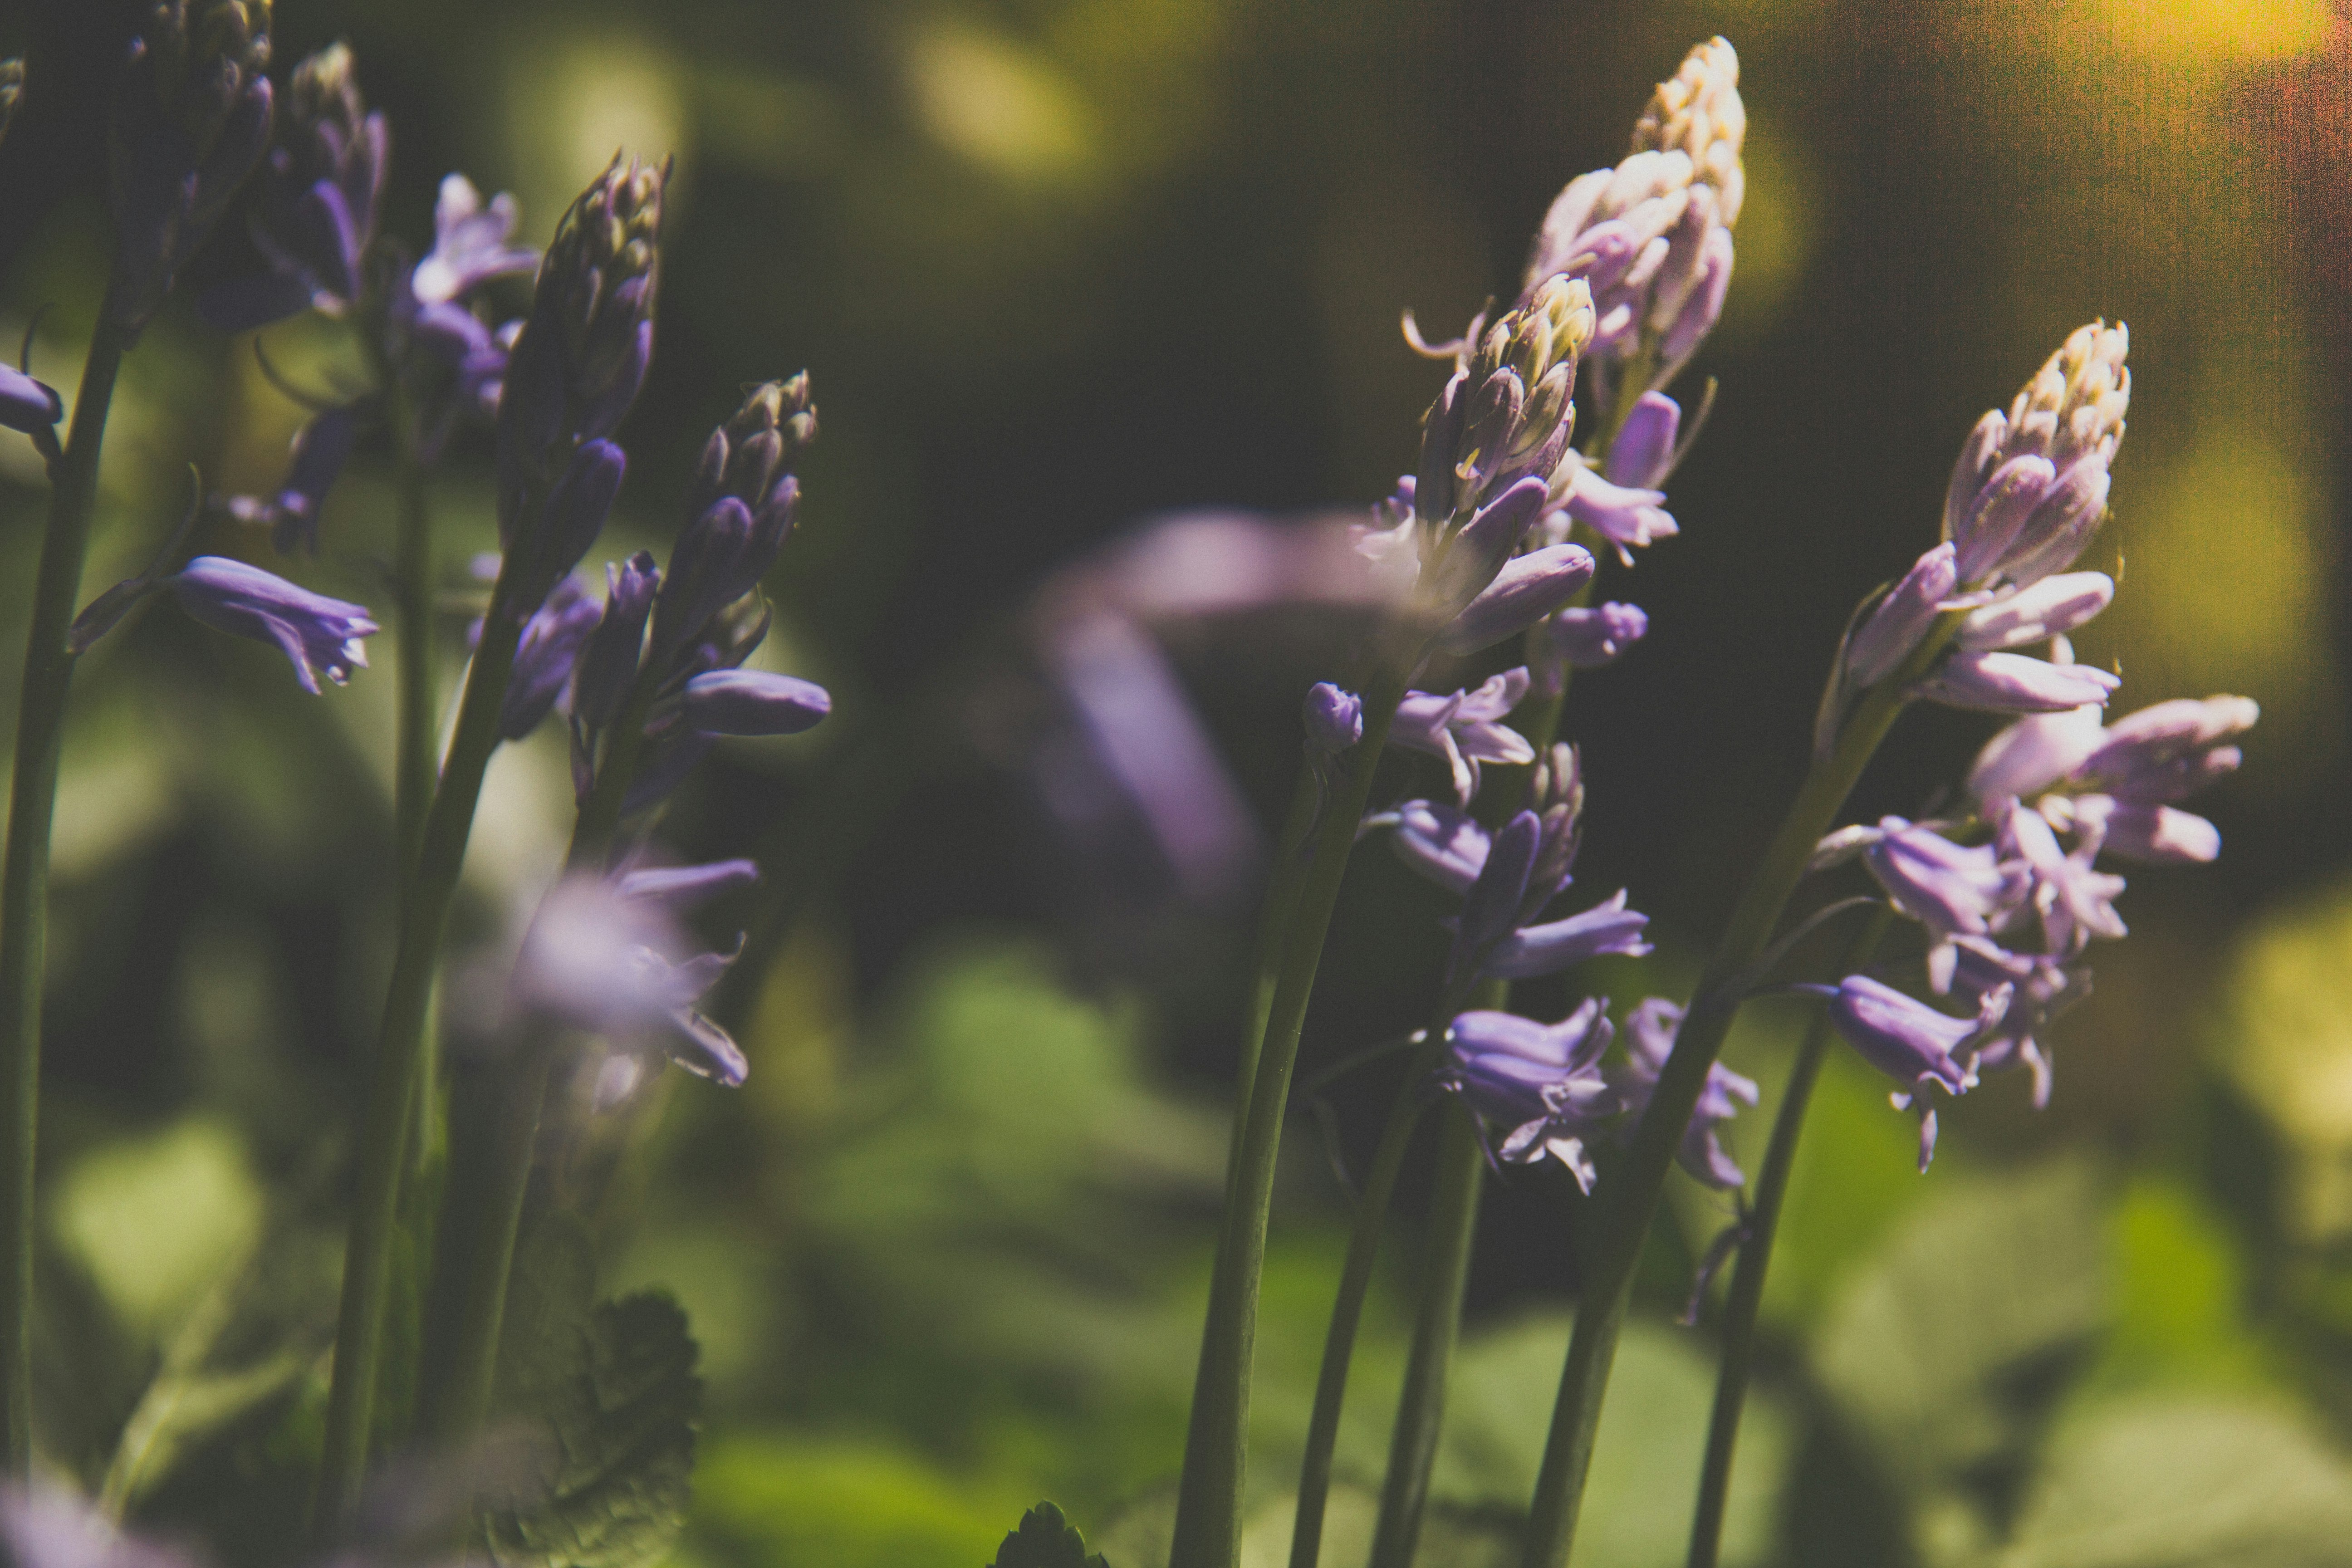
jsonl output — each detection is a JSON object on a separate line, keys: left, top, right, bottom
{"left": 990, "top": 1502, "right": 1111, "bottom": 1568}
{"left": 481, "top": 1215, "right": 702, "bottom": 1568}
{"left": 691, "top": 1432, "right": 1041, "bottom": 1568}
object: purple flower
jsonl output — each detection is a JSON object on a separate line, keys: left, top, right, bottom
{"left": 495, "top": 156, "right": 665, "bottom": 541}
{"left": 107, "top": 0, "right": 274, "bottom": 340}
{"left": 500, "top": 575, "right": 602, "bottom": 739}
{"left": 223, "top": 403, "right": 360, "bottom": 555}
{"left": 573, "top": 552, "right": 661, "bottom": 731}
{"left": 1391, "top": 667, "right": 1534, "bottom": 805}
{"left": 0, "top": 1484, "right": 195, "bottom": 1568}
{"left": 0, "top": 364, "right": 63, "bottom": 435}
{"left": 165, "top": 555, "right": 377, "bottom": 693}
{"left": 1947, "top": 935, "right": 2086, "bottom": 1109}
{"left": 1811, "top": 973, "right": 2007, "bottom": 1169}
{"left": 1422, "top": 475, "right": 1553, "bottom": 615}
{"left": 1480, "top": 889, "right": 1652, "bottom": 979}
{"left": 1607, "top": 392, "right": 1682, "bottom": 490}
{"left": 678, "top": 669, "right": 832, "bottom": 737}
{"left": 1302, "top": 681, "right": 1363, "bottom": 754}
{"left": 1942, "top": 322, "right": 2129, "bottom": 588}
{"left": 1388, "top": 799, "right": 1490, "bottom": 895}
{"left": 649, "top": 378, "right": 813, "bottom": 669}
{"left": 1533, "top": 602, "right": 1649, "bottom": 690}
{"left": 1555, "top": 453, "right": 1678, "bottom": 566}
{"left": 412, "top": 173, "right": 538, "bottom": 305}
{"left": 1995, "top": 797, "right": 2127, "bottom": 956}
{"left": 615, "top": 856, "right": 760, "bottom": 910}
{"left": 1966, "top": 702, "right": 2107, "bottom": 802}
{"left": 2076, "top": 695, "right": 2259, "bottom": 801}
{"left": 2066, "top": 794, "right": 2219, "bottom": 864}
{"left": 1956, "top": 572, "right": 2114, "bottom": 652}
{"left": 1861, "top": 816, "right": 2028, "bottom": 990}
{"left": 1450, "top": 810, "right": 1540, "bottom": 977}
{"left": 510, "top": 439, "right": 627, "bottom": 612}
{"left": 512, "top": 869, "right": 748, "bottom": 1101}
{"left": 1845, "top": 543, "right": 1957, "bottom": 689}
{"left": 196, "top": 43, "right": 386, "bottom": 332}
{"left": 1432, "top": 999, "right": 1618, "bottom": 1190}
{"left": 1611, "top": 997, "right": 1758, "bottom": 1190}
{"left": 1416, "top": 279, "right": 1593, "bottom": 524}
{"left": 1916, "top": 650, "right": 2120, "bottom": 714}
{"left": 1436, "top": 542, "right": 1597, "bottom": 655}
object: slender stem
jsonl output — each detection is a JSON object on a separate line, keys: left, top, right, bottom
{"left": 392, "top": 455, "right": 442, "bottom": 1178}
{"left": 312, "top": 561, "right": 531, "bottom": 1534}
{"left": 424, "top": 1031, "right": 553, "bottom": 1448}
{"left": 567, "top": 675, "right": 657, "bottom": 872}
{"left": 1367, "top": 1101, "right": 1484, "bottom": 1568}
{"left": 1686, "top": 910, "right": 1892, "bottom": 1568}
{"left": 0, "top": 319, "right": 127, "bottom": 1478}
{"left": 1230, "top": 767, "right": 1320, "bottom": 1190}
{"left": 1287, "top": 1034, "right": 1446, "bottom": 1568}
{"left": 1169, "top": 662, "right": 1409, "bottom": 1568}
{"left": 1518, "top": 622, "right": 1955, "bottom": 1568}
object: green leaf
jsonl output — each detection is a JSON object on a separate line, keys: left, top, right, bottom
{"left": 480, "top": 1215, "right": 702, "bottom": 1568}
{"left": 989, "top": 1502, "right": 1109, "bottom": 1568}
{"left": 1993, "top": 1395, "right": 2352, "bottom": 1568}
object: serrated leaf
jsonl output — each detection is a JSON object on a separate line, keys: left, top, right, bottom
{"left": 480, "top": 1215, "right": 702, "bottom": 1568}
{"left": 988, "top": 1502, "right": 1109, "bottom": 1568}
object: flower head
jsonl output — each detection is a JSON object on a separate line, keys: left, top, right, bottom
{"left": 222, "top": 403, "right": 359, "bottom": 555}
{"left": 1416, "top": 278, "right": 1594, "bottom": 528}
{"left": 412, "top": 172, "right": 538, "bottom": 306}
{"left": 1943, "top": 322, "right": 2129, "bottom": 588}
{"left": 1390, "top": 666, "right": 1534, "bottom": 805}
{"left": 164, "top": 555, "right": 377, "bottom": 692}
{"left": 1432, "top": 999, "right": 1618, "bottom": 1190}
{"left": 1611, "top": 997, "right": 1758, "bottom": 1189}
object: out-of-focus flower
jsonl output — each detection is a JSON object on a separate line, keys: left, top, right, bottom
{"left": 1966, "top": 702, "right": 2107, "bottom": 802}
{"left": 1946, "top": 934, "right": 2085, "bottom": 1109}
{"left": 676, "top": 669, "right": 832, "bottom": 737}
{"left": 1391, "top": 666, "right": 1535, "bottom": 804}
{"left": 0, "top": 1483, "right": 196, "bottom": 1568}
{"left": 511, "top": 868, "right": 750, "bottom": 1102}
{"left": 142, "top": 555, "right": 376, "bottom": 691}
{"left": 505, "top": 439, "right": 626, "bottom": 616}
{"left": 0, "top": 363, "right": 63, "bottom": 436}
{"left": 1606, "top": 391, "right": 1681, "bottom": 490}
{"left": 411, "top": 173, "right": 536, "bottom": 306}
{"left": 1302, "top": 682, "right": 1363, "bottom": 755}
{"left": 1942, "top": 322, "right": 2129, "bottom": 588}
{"left": 1432, "top": 998, "right": 1618, "bottom": 1190}
{"left": 2075, "top": 695, "right": 2259, "bottom": 802}
{"left": 1611, "top": 997, "right": 1757, "bottom": 1189}
{"left": 1956, "top": 572, "right": 2113, "bottom": 652}
{"left": 197, "top": 41, "right": 385, "bottom": 331}
{"left": 1533, "top": 602, "right": 1649, "bottom": 690}
{"left": 1915, "top": 649, "right": 2119, "bottom": 714}
{"left": 499, "top": 575, "right": 601, "bottom": 739}
{"left": 1860, "top": 815, "right": 2028, "bottom": 990}
{"left": 222, "top": 403, "right": 360, "bottom": 555}
{"left": 1995, "top": 796, "right": 2127, "bottom": 956}
{"left": 108, "top": 0, "right": 275, "bottom": 339}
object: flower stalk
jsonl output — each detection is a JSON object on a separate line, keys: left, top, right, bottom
{"left": 0, "top": 315, "right": 128, "bottom": 1479}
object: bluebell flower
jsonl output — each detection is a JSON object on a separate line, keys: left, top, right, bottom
{"left": 1302, "top": 681, "right": 1363, "bottom": 755}
{"left": 222, "top": 403, "right": 360, "bottom": 555}
{"left": 108, "top": 0, "right": 275, "bottom": 340}
{"left": 1420, "top": 475, "right": 1553, "bottom": 617}
{"left": 1387, "top": 799, "right": 1490, "bottom": 894}
{"left": 511, "top": 868, "right": 748, "bottom": 1102}
{"left": 615, "top": 857, "right": 759, "bottom": 910}
{"left": 1533, "top": 602, "right": 1649, "bottom": 690}
{"left": 1610, "top": 997, "right": 1758, "bottom": 1190}
{"left": 499, "top": 575, "right": 601, "bottom": 739}
{"left": 1860, "top": 815, "right": 2028, "bottom": 990}
{"left": 1994, "top": 796, "right": 2127, "bottom": 956}
{"left": 649, "top": 377, "right": 812, "bottom": 669}
{"left": 1480, "top": 891, "right": 1652, "bottom": 979}
{"left": 573, "top": 551, "right": 660, "bottom": 730}
{"left": 1946, "top": 935, "right": 2086, "bottom": 1110}
{"left": 161, "top": 555, "right": 377, "bottom": 692}
{"left": 196, "top": 42, "right": 385, "bottom": 332}
{"left": 1415, "top": 278, "right": 1594, "bottom": 526}
{"left": 2064, "top": 794, "right": 2219, "bottom": 865}
{"left": 411, "top": 173, "right": 537, "bottom": 306}
{"left": 1435, "top": 542, "right": 1596, "bottom": 655}
{"left": 1942, "top": 322, "right": 2128, "bottom": 588}
{"left": 677, "top": 669, "right": 832, "bottom": 737}
{"left": 1606, "top": 391, "right": 1682, "bottom": 490}
{"left": 2075, "top": 695, "right": 2259, "bottom": 802}
{"left": 1956, "top": 571, "right": 2114, "bottom": 652}
{"left": 1390, "top": 666, "right": 1535, "bottom": 805}
{"left": 1916, "top": 649, "right": 2119, "bottom": 714}
{"left": 1965, "top": 701, "right": 2107, "bottom": 803}
{"left": 1450, "top": 810, "right": 1542, "bottom": 979}
{"left": 1431, "top": 999, "right": 1618, "bottom": 1190}
{"left": 1549, "top": 452, "right": 1677, "bottom": 567}
{"left": 1808, "top": 973, "right": 2008, "bottom": 1170}
{"left": 1844, "top": 543, "right": 1956, "bottom": 689}
{"left": 0, "top": 364, "right": 63, "bottom": 436}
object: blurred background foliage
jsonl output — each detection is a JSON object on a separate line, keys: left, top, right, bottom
{"left": 2, "top": 0, "right": 2351, "bottom": 1563}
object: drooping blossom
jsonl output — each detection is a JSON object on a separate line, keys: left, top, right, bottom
{"left": 1945, "top": 935, "right": 2087, "bottom": 1109}
{"left": 1859, "top": 815, "right": 2027, "bottom": 990}
{"left": 1611, "top": 997, "right": 1758, "bottom": 1190}
{"left": 1915, "top": 648, "right": 2119, "bottom": 714}
{"left": 500, "top": 575, "right": 602, "bottom": 739}
{"left": 1434, "top": 541, "right": 1597, "bottom": 654}
{"left": 223, "top": 403, "right": 359, "bottom": 556}
{"left": 1533, "top": 602, "right": 1649, "bottom": 690}
{"left": 163, "top": 555, "right": 377, "bottom": 692}
{"left": 1431, "top": 999, "right": 1618, "bottom": 1190}
{"left": 1807, "top": 973, "right": 2010, "bottom": 1171}
{"left": 1390, "top": 667, "right": 1535, "bottom": 805}
{"left": 1994, "top": 796, "right": 2127, "bottom": 956}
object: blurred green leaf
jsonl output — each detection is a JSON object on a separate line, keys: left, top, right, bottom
{"left": 48, "top": 1119, "right": 264, "bottom": 1342}
{"left": 690, "top": 1432, "right": 1037, "bottom": 1568}
{"left": 2086, "top": 1177, "right": 2274, "bottom": 1394}
{"left": 1811, "top": 1158, "right": 2107, "bottom": 1499}
{"left": 2213, "top": 886, "right": 2352, "bottom": 1242}
{"left": 483, "top": 1215, "right": 701, "bottom": 1568}
{"left": 989, "top": 1502, "right": 1110, "bottom": 1568}
{"left": 1760, "top": 1042, "right": 1936, "bottom": 1328}
{"left": 1991, "top": 1396, "right": 2352, "bottom": 1568}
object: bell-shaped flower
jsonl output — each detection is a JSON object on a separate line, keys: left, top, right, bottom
{"left": 1916, "top": 649, "right": 2119, "bottom": 714}
{"left": 2076, "top": 695, "right": 2259, "bottom": 802}
{"left": 1862, "top": 815, "right": 2029, "bottom": 990}
{"left": 1610, "top": 997, "right": 1758, "bottom": 1189}
{"left": 1966, "top": 702, "right": 2107, "bottom": 802}
{"left": 1390, "top": 666, "right": 1535, "bottom": 805}
{"left": 677, "top": 669, "right": 832, "bottom": 737}
{"left": 1480, "top": 889, "right": 1652, "bottom": 979}
{"left": 1995, "top": 797, "right": 2127, "bottom": 956}
{"left": 412, "top": 173, "right": 538, "bottom": 306}
{"left": 1388, "top": 799, "right": 1491, "bottom": 895}
{"left": 1809, "top": 973, "right": 2007, "bottom": 1169}
{"left": 2063, "top": 794, "right": 2219, "bottom": 865}
{"left": 1946, "top": 935, "right": 2086, "bottom": 1110}
{"left": 1435, "top": 542, "right": 1596, "bottom": 655}
{"left": 1534, "top": 602, "right": 1649, "bottom": 691}
{"left": 164, "top": 556, "right": 378, "bottom": 693}
{"left": 1431, "top": 998, "right": 1618, "bottom": 1190}
{"left": 1552, "top": 452, "right": 1678, "bottom": 565}
{"left": 1845, "top": 543, "right": 1958, "bottom": 689}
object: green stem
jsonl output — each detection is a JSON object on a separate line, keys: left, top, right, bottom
{"left": 1685, "top": 910, "right": 1892, "bottom": 1568}
{"left": 1287, "top": 1033, "right": 1446, "bottom": 1568}
{"left": 1230, "top": 767, "right": 1320, "bottom": 1190}
{"left": 424, "top": 1032, "right": 553, "bottom": 1449}
{"left": 0, "top": 318, "right": 127, "bottom": 1477}
{"left": 1169, "top": 662, "right": 1409, "bottom": 1568}
{"left": 312, "top": 559, "right": 531, "bottom": 1534}
{"left": 1367, "top": 1100, "right": 1484, "bottom": 1568}
{"left": 392, "top": 455, "right": 442, "bottom": 1176}
{"left": 1518, "top": 627, "right": 1953, "bottom": 1568}
{"left": 568, "top": 675, "right": 657, "bottom": 872}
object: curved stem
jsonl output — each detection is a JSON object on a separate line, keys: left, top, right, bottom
{"left": 0, "top": 318, "right": 127, "bottom": 1477}
{"left": 1169, "top": 662, "right": 1409, "bottom": 1568}
{"left": 1230, "top": 767, "right": 1320, "bottom": 1189}
{"left": 1686, "top": 910, "right": 1891, "bottom": 1568}
{"left": 1518, "top": 625, "right": 1952, "bottom": 1568}
{"left": 1367, "top": 1101, "right": 1484, "bottom": 1568}
{"left": 1287, "top": 1035, "right": 1445, "bottom": 1568}
{"left": 312, "top": 559, "right": 530, "bottom": 1535}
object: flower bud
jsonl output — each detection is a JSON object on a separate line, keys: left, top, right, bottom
{"left": 108, "top": 0, "right": 275, "bottom": 339}
{"left": 500, "top": 575, "right": 601, "bottom": 739}
{"left": 1631, "top": 36, "right": 1746, "bottom": 226}
{"left": 1943, "top": 322, "right": 2129, "bottom": 588}
{"left": 678, "top": 669, "right": 832, "bottom": 737}
{"left": 649, "top": 380, "right": 815, "bottom": 671}
{"left": 1845, "top": 543, "right": 1957, "bottom": 688}
{"left": 1916, "top": 649, "right": 2120, "bottom": 714}
{"left": 1435, "top": 542, "right": 1596, "bottom": 655}
{"left": 1957, "top": 572, "right": 2113, "bottom": 651}
{"left": 0, "top": 364, "right": 63, "bottom": 436}
{"left": 165, "top": 554, "right": 377, "bottom": 693}
{"left": 1605, "top": 392, "right": 1681, "bottom": 490}
{"left": 1302, "top": 681, "right": 1362, "bottom": 754}
{"left": 574, "top": 551, "right": 660, "bottom": 730}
